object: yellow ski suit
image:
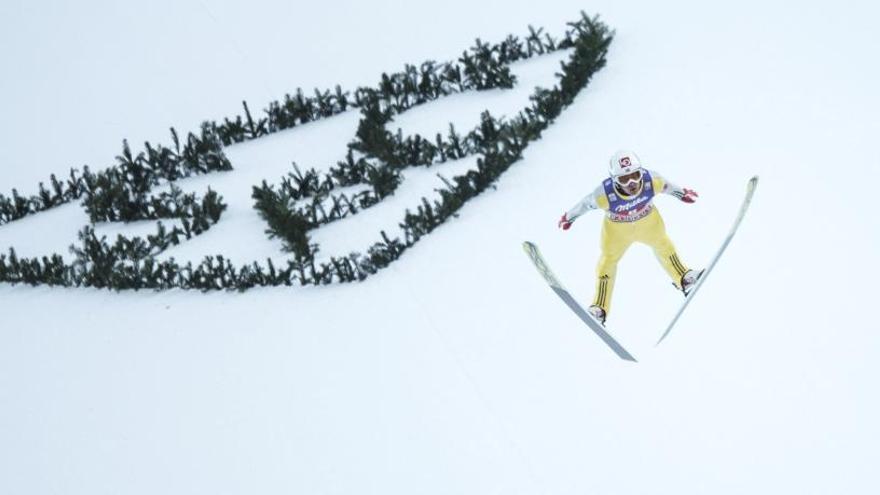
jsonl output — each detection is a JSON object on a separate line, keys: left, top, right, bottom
{"left": 563, "top": 170, "right": 693, "bottom": 315}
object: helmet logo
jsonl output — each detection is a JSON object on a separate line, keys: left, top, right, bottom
{"left": 619, "top": 156, "right": 631, "bottom": 167}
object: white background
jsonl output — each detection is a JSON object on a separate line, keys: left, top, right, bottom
{"left": 2, "top": 1, "right": 879, "bottom": 493}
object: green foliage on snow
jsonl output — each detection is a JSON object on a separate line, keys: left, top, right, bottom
{"left": 0, "top": 12, "right": 613, "bottom": 291}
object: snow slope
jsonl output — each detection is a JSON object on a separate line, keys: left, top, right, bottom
{"left": 2, "top": 1, "right": 880, "bottom": 494}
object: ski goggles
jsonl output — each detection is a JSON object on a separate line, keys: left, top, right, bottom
{"left": 614, "top": 169, "right": 643, "bottom": 186}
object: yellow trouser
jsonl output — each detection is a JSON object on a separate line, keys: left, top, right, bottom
{"left": 593, "top": 208, "right": 689, "bottom": 315}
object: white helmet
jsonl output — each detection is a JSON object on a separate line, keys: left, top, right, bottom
{"left": 608, "top": 150, "right": 642, "bottom": 179}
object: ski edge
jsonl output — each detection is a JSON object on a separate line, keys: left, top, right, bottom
{"left": 522, "top": 241, "right": 637, "bottom": 362}
{"left": 656, "top": 175, "right": 759, "bottom": 345}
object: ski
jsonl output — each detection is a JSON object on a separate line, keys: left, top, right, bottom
{"left": 522, "top": 241, "right": 637, "bottom": 362}
{"left": 656, "top": 175, "right": 759, "bottom": 344}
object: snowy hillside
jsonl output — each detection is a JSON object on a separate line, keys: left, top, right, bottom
{"left": 2, "top": 1, "right": 880, "bottom": 494}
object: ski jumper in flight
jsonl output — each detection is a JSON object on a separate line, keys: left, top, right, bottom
{"left": 558, "top": 150, "right": 701, "bottom": 325}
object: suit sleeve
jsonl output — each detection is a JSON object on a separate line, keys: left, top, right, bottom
{"left": 651, "top": 170, "right": 689, "bottom": 200}
{"left": 565, "top": 185, "right": 609, "bottom": 222}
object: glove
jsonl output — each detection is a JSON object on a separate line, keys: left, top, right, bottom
{"left": 680, "top": 188, "right": 699, "bottom": 203}
{"left": 558, "top": 213, "right": 572, "bottom": 230}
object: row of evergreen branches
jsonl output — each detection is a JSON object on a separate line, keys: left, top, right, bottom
{"left": 0, "top": 125, "right": 231, "bottom": 225}
{"left": 253, "top": 109, "right": 507, "bottom": 248}
{"left": 0, "top": 194, "right": 227, "bottom": 289}
{"left": 0, "top": 16, "right": 526, "bottom": 226}
{"left": 0, "top": 12, "right": 612, "bottom": 291}
{"left": 247, "top": 12, "right": 612, "bottom": 287}
{"left": 208, "top": 31, "right": 525, "bottom": 148}
{"left": 299, "top": 14, "right": 612, "bottom": 286}
{"left": 244, "top": 25, "right": 557, "bottom": 242}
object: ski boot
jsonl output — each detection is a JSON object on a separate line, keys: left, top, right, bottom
{"left": 679, "top": 269, "right": 704, "bottom": 297}
{"left": 587, "top": 304, "right": 607, "bottom": 325}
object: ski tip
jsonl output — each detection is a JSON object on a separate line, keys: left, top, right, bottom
{"left": 655, "top": 328, "right": 674, "bottom": 346}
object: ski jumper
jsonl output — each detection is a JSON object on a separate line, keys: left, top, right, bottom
{"left": 564, "top": 170, "right": 691, "bottom": 315}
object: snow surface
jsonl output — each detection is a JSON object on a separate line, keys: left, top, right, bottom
{"left": 2, "top": 0, "right": 880, "bottom": 494}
